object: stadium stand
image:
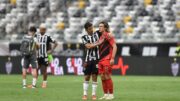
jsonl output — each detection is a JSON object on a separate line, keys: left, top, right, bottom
{"left": 0, "top": 0, "right": 180, "bottom": 42}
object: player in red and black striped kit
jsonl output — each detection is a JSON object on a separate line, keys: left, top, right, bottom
{"left": 87, "top": 21, "right": 117, "bottom": 100}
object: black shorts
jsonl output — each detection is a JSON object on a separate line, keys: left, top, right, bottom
{"left": 37, "top": 57, "right": 49, "bottom": 66}
{"left": 83, "top": 60, "right": 98, "bottom": 75}
{"left": 22, "top": 54, "right": 37, "bottom": 69}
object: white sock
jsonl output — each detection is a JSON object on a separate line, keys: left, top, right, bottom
{"left": 83, "top": 81, "right": 89, "bottom": 95}
{"left": 109, "top": 94, "right": 114, "bottom": 96}
{"left": 92, "top": 82, "right": 97, "bottom": 95}
{"left": 32, "top": 78, "right": 37, "bottom": 86}
{"left": 104, "top": 94, "right": 108, "bottom": 96}
{"left": 43, "top": 81, "right": 47, "bottom": 84}
{"left": 23, "top": 79, "right": 26, "bottom": 86}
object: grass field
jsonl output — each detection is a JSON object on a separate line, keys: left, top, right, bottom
{"left": 0, "top": 75, "right": 180, "bottom": 101}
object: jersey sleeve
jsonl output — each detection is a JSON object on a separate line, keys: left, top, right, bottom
{"left": 96, "top": 30, "right": 102, "bottom": 38}
{"left": 81, "top": 35, "right": 88, "bottom": 45}
{"left": 105, "top": 33, "right": 115, "bottom": 47}
{"left": 47, "top": 36, "right": 56, "bottom": 43}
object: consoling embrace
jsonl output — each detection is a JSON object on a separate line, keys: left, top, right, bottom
{"left": 82, "top": 21, "right": 117, "bottom": 100}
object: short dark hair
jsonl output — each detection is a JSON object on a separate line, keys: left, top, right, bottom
{"left": 29, "top": 26, "right": 37, "bottom": 32}
{"left": 84, "top": 22, "right": 92, "bottom": 30}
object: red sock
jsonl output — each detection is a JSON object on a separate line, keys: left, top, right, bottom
{"left": 106, "top": 79, "right": 113, "bottom": 94}
{"left": 102, "top": 80, "right": 108, "bottom": 94}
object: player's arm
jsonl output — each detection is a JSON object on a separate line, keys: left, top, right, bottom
{"left": 47, "top": 36, "right": 58, "bottom": 54}
{"left": 109, "top": 34, "right": 117, "bottom": 65}
{"left": 33, "top": 37, "right": 40, "bottom": 49}
{"left": 85, "top": 37, "right": 105, "bottom": 49}
{"left": 110, "top": 42, "right": 117, "bottom": 65}
{"left": 35, "top": 42, "right": 40, "bottom": 49}
{"left": 85, "top": 43, "right": 91, "bottom": 49}
{"left": 51, "top": 41, "right": 58, "bottom": 51}
{"left": 82, "top": 35, "right": 92, "bottom": 49}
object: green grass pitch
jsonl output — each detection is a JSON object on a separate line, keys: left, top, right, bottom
{"left": 0, "top": 75, "right": 180, "bottom": 101}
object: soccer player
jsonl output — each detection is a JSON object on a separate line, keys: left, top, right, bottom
{"left": 81, "top": 22, "right": 101, "bottom": 100}
{"left": 36, "top": 24, "right": 58, "bottom": 88}
{"left": 86, "top": 21, "right": 117, "bottom": 100}
{"left": 47, "top": 43, "right": 54, "bottom": 75}
{"left": 21, "top": 26, "right": 39, "bottom": 88}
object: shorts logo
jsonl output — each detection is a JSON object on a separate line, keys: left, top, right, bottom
{"left": 45, "top": 58, "right": 48, "bottom": 62}
{"left": 96, "top": 64, "right": 98, "bottom": 68}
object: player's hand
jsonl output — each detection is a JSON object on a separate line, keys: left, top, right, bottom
{"left": 47, "top": 50, "right": 52, "bottom": 54}
{"left": 86, "top": 44, "right": 94, "bottom": 49}
{"left": 110, "top": 58, "right": 114, "bottom": 66}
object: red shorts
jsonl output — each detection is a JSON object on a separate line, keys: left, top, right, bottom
{"left": 98, "top": 59, "right": 112, "bottom": 74}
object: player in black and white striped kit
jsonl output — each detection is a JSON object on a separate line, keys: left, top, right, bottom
{"left": 36, "top": 24, "right": 58, "bottom": 88}
{"left": 81, "top": 22, "right": 101, "bottom": 100}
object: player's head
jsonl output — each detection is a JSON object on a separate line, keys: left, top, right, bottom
{"left": 84, "top": 22, "right": 93, "bottom": 35}
{"left": 174, "top": 58, "right": 177, "bottom": 62}
{"left": 99, "top": 21, "right": 110, "bottom": 33}
{"left": 39, "top": 24, "right": 46, "bottom": 35}
{"left": 29, "top": 26, "right": 37, "bottom": 35}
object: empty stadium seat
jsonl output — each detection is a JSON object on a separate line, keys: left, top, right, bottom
{"left": 0, "top": 0, "right": 179, "bottom": 42}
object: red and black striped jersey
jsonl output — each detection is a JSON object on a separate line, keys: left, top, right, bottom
{"left": 99, "top": 32, "right": 115, "bottom": 61}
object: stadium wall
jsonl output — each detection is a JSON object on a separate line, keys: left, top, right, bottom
{"left": 0, "top": 56, "right": 178, "bottom": 76}
{"left": 0, "top": 42, "right": 179, "bottom": 76}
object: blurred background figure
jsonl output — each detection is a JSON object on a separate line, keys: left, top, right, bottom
{"left": 172, "top": 42, "right": 180, "bottom": 76}
{"left": 171, "top": 58, "right": 179, "bottom": 76}
{"left": 5, "top": 57, "right": 13, "bottom": 75}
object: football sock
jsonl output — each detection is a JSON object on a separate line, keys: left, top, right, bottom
{"left": 92, "top": 82, "right": 97, "bottom": 95}
{"left": 43, "top": 81, "right": 47, "bottom": 84}
{"left": 23, "top": 79, "right": 26, "bottom": 86}
{"left": 32, "top": 78, "right": 37, "bottom": 86}
{"left": 83, "top": 81, "right": 89, "bottom": 95}
{"left": 106, "top": 79, "right": 113, "bottom": 94}
{"left": 102, "top": 80, "right": 108, "bottom": 94}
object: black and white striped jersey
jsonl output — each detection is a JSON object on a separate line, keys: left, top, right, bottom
{"left": 36, "top": 33, "right": 56, "bottom": 58}
{"left": 82, "top": 31, "right": 101, "bottom": 62}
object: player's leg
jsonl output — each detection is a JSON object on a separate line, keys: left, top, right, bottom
{"left": 41, "top": 64, "right": 48, "bottom": 88}
{"left": 98, "top": 62, "right": 108, "bottom": 100}
{"left": 99, "top": 74, "right": 109, "bottom": 100}
{"left": 82, "top": 62, "right": 91, "bottom": 100}
{"left": 82, "top": 75, "right": 90, "bottom": 100}
{"left": 91, "top": 61, "right": 98, "bottom": 100}
{"left": 41, "top": 65, "right": 47, "bottom": 80}
{"left": 37, "top": 64, "right": 40, "bottom": 77}
{"left": 36, "top": 58, "right": 41, "bottom": 79}
{"left": 30, "top": 55, "right": 38, "bottom": 88}
{"left": 91, "top": 74, "right": 98, "bottom": 100}
{"left": 42, "top": 57, "right": 49, "bottom": 88}
{"left": 22, "top": 68, "right": 27, "bottom": 88}
{"left": 31, "top": 68, "right": 37, "bottom": 88}
{"left": 104, "top": 65, "right": 114, "bottom": 100}
{"left": 38, "top": 57, "right": 48, "bottom": 88}
{"left": 22, "top": 57, "right": 29, "bottom": 88}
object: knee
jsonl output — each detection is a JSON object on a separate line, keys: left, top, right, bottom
{"left": 92, "top": 75, "right": 97, "bottom": 82}
{"left": 85, "top": 75, "right": 90, "bottom": 81}
{"left": 22, "top": 72, "right": 26, "bottom": 75}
